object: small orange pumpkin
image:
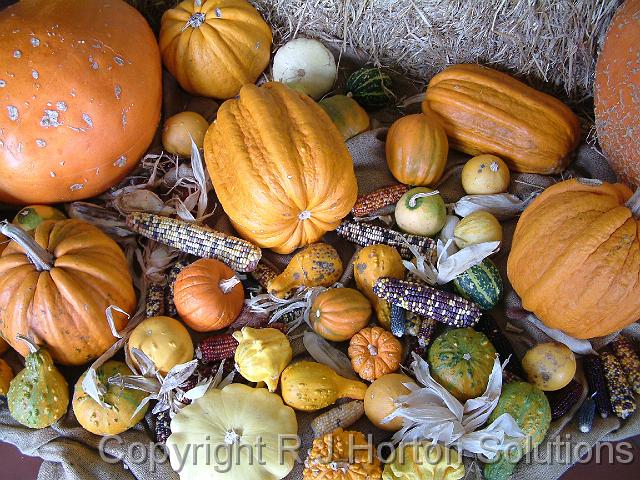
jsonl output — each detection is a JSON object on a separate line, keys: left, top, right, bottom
{"left": 311, "top": 288, "right": 372, "bottom": 342}
{"left": 386, "top": 112, "right": 449, "bottom": 186}
{"left": 173, "top": 258, "right": 244, "bottom": 332}
{"left": 348, "top": 326, "right": 403, "bottom": 382}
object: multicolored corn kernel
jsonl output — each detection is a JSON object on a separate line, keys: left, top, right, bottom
{"left": 155, "top": 410, "right": 172, "bottom": 445}
{"left": 145, "top": 280, "right": 166, "bottom": 318}
{"left": 389, "top": 304, "right": 406, "bottom": 337}
{"left": 195, "top": 334, "right": 239, "bottom": 364}
{"left": 577, "top": 396, "right": 596, "bottom": 433}
{"left": 166, "top": 259, "right": 190, "bottom": 317}
{"left": 601, "top": 351, "right": 636, "bottom": 420}
{"left": 352, "top": 184, "right": 410, "bottom": 217}
{"left": 583, "top": 355, "right": 613, "bottom": 418}
{"left": 546, "top": 379, "right": 583, "bottom": 421}
{"left": 611, "top": 334, "right": 640, "bottom": 394}
{"left": 250, "top": 262, "right": 279, "bottom": 291}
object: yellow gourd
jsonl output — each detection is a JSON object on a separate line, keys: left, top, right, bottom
{"left": 454, "top": 211, "right": 503, "bottom": 249}
{"left": 522, "top": 342, "right": 577, "bottom": 391}
{"left": 461, "top": 154, "right": 511, "bottom": 195}
{"left": 233, "top": 327, "right": 292, "bottom": 392}
{"left": 280, "top": 361, "right": 367, "bottom": 411}
{"left": 383, "top": 443, "right": 465, "bottom": 480}
{"left": 0, "top": 359, "right": 14, "bottom": 396}
{"left": 268, "top": 243, "right": 343, "bottom": 298}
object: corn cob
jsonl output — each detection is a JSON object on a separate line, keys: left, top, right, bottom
{"left": 373, "top": 277, "right": 481, "bottom": 327}
{"left": 166, "top": 260, "right": 190, "bottom": 317}
{"left": 475, "top": 314, "right": 526, "bottom": 378}
{"left": 145, "top": 280, "right": 166, "bottom": 318}
{"left": 502, "top": 370, "right": 523, "bottom": 384}
{"left": 352, "top": 184, "right": 410, "bottom": 218}
{"left": 416, "top": 315, "right": 436, "bottom": 347}
{"left": 577, "top": 396, "right": 596, "bottom": 433}
{"left": 405, "top": 311, "right": 422, "bottom": 336}
{"left": 335, "top": 221, "right": 436, "bottom": 260}
{"left": 126, "top": 212, "right": 262, "bottom": 272}
{"left": 155, "top": 410, "right": 172, "bottom": 445}
{"left": 611, "top": 335, "right": 640, "bottom": 394}
{"left": 601, "top": 351, "right": 636, "bottom": 420}
{"left": 546, "top": 379, "right": 583, "bottom": 421}
{"left": 311, "top": 400, "right": 365, "bottom": 438}
{"left": 196, "top": 334, "right": 239, "bottom": 363}
{"left": 250, "top": 262, "right": 279, "bottom": 291}
{"left": 583, "top": 355, "right": 613, "bottom": 418}
{"left": 389, "top": 304, "right": 406, "bottom": 337}
{"left": 338, "top": 247, "right": 362, "bottom": 287}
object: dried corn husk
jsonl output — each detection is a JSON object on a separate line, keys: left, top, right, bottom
{"left": 453, "top": 193, "right": 534, "bottom": 220}
{"left": 303, "top": 331, "right": 358, "bottom": 380}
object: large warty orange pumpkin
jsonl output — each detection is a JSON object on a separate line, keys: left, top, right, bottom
{"left": 0, "top": 220, "right": 136, "bottom": 365}
{"left": 204, "top": 82, "right": 358, "bottom": 254}
{"left": 0, "top": 0, "right": 162, "bottom": 204}
{"left": 594, "top": 0, "right": 640, "bottom": 188}
{"left": 507, "top": 179, "right": 640, "bottom": 339}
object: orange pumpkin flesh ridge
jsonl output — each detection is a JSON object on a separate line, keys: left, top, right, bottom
{"left": 507, "top": 179, "right": 640, "bottom": 339}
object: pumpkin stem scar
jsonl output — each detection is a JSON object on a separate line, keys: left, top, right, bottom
{"left": 182, "top": 12, "right": 206, "bottom": 31}
{"left": 368, "top": 344, "right": 378, "bottom": 356}
{"left": 224, "top": 428, "right": 241, "bottom": 445}
{"left": 298, "top": 210, "right": 312, "bottom": 220}
{"left": 16, "top": 334, "right": 39, "bottom": 354}
{"left": 408, "top": 190, "right": 440, "bottom": 208}
{"left": 626, "top": 187, "right": 640, "bottom": 219}
{"left": 219, "top": 276, "right": 241, "bottom": 294}
{"left": 0, "top": 221, "right": 54, "bottom": 271}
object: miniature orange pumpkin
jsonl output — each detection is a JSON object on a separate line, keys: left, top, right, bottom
{"left": 348, "top": 326, "right": 403, "bottom": 382}
{"left": 174, "top": 258, "right": 244, "bottom": 332}
{"left": 311, "top": 288, "right": 372, "bottom": 342}
{"left": 160, "top": 0, "right": 272, "bottom": 99}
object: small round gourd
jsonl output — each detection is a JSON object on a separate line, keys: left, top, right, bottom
{"left": 128, "top": 316, "right": 194, "bottom": 374}
{"left": 428, "top": 328, "right": 497, "bottom": 401}
{"left": 311, "top": 288, "right": 372, "bottom": 342}
{"left": 319, "top": 95, "right": 370, "bottom": 140}
{"left": 348, "top": 326, "right": 403, "bottom": 382}
{"left": 454, "top": 211, "right": 503, "bottom": 249}
{"left": 346, "top": 67, "right": 394, "bottom": 110}
{"left": 13, "top": 206, "right": 66, "bottom": 231}
{"left": 452, "top": 259, "right": 503, "bottom": 310}
{"left": 395, "top": 187, "right": 447, "bottom": 236}
{"left": 461, "top": 154, "right": 511, "bottom": 194}
{"left": 0, "top": 358, "right": 14, "bottom": 396}
{"left": 522, "top": 342, "right": 576, "bottom": 391}
{"left": 364, "top": 373, "right": 416, "bottom": 431}
{"left": 272, "top": 38, "right": 337, "bottom": 99}
{"left": 73, "top": 360, "right": 148, "bottom": 436}
{"left": 7, "top": 337, "right": 69, "bottom": 428}
{"left": 162, "top": 112, "right": 209, "bottom": 157}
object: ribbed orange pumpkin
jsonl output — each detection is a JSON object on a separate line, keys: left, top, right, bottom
{"left": 0, "top": 220, "right": 136, "bottom": 365}
{"left": 423, "top": 64, "right": 581, "bottom": 174}
{"left": 508, "top": 179, "right": 640, "bottom": 339}
{"left": 160, "top": 0, "right": 272, "bottom": 99}
{"left": 311, "top": 288, "right": 372, "bottom": 342}
{"left": 594, "top": 0, "right": 640, "bottom": 188}
{"left": 173, "top": 258, "right": 244, "bottom": 332}
{"left": 348, "top": 326, "right": 403, "bottom": 382}
{"left": 204, "top": 82, "right": 358, "bottom": 254}
{"left": 0, "top": 0, "right": 162, "bottom": 204}
{"left": 385, "top": 113, "right": 449, "bottom": 186}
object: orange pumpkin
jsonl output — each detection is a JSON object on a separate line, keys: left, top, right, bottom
{"left": 311, "top": 288, "right": 372, "bottom": 342}
{"left": 174, "top": 258, "right": 244, "bottom": 332}
{"left": 348, "top": 326, "right": 403, "bottom": 382}
{"left": 0, "top": 220, "right": 136, "bottom": 365}
{"left": 386, "top": 113, "right": 449, "bottom": 186}
{"left": 0, "top": 0, "right": 162, "bottom": 204}
{"left": 508, "top": 179, "right": 640, "bottom": 339}
{"left": 594, "top": 0, "right": 640, "bottom": 188}
{"left": 204, "top": 82, "right": 358, "bottom": 254}
{"left": 160, "top": 0, "right": 272, "bottom": 99}
{"left": 423, "top": 64, "right": 581, "bottom": 174}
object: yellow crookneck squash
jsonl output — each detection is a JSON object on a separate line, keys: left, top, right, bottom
{"left": 204, "top": 82, "right": 358, "bottom": 254}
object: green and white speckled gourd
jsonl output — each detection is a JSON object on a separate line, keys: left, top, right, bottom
{"left": 7, "top": 335, "right": 69, "bottom": 429}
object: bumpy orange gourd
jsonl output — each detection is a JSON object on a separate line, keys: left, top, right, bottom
{"left": 160, "top": 0, "right": 272, "bottom": 100}
{"left": 423, "top": 64, "right": 580, "bottom": 174}
{"left": 311, "top": 288, "right": 372, "bottom": 342}
{"left": 173, "top": 258, "right": 244, "bottom": 332}
{"left": 508, "top": 179, "right": 640, "bottom": 339}
{"left": 594, "top": 0, "right": 640, "bottom": 188}
{"left": 386, "top": 113, "right": 449, "bottom": 186}
{"left": 349, "top": 327, "right": 403, "bottom": 382}
{"left": 0, "top": 220, "right": 136, "bottom": 365}
{"left": 0, "top": 0, "right": 162, "bottom": 204}
{"left": 204, "top": 82, "right": 358, "bottom": 254}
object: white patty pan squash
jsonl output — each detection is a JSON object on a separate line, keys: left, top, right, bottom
{"left": 166, "top": 384, "right": 298, "bottom": 480}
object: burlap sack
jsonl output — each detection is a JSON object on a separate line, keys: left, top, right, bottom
{"left": 1, "top": 128, "right": 638, "bottom": 480}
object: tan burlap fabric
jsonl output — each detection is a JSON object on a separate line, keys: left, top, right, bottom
{"left": 0, "top": 128, "right": 638, "bottom": 480}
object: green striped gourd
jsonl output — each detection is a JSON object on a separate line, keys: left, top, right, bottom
{"left": 346, "top": 67, "right": 394, "bottom": 110}
{"left": 452, "top": 259, "right": 503, "bottom": 310}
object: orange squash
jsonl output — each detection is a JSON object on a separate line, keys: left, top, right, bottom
{"left": 204, "top": 82, "right": 358, "bottom": 254}
{"left": 0, "top": 0, "right": 162, "bottom": 204}
{"left": 319, "top": 95, "right": 370, "bottom": 140}
{"left": 386, "top": 113, "right": 449, "bottom": 186}
{"left": 423, "top": 64, "right": 581, "bottom": 174}
{"left": 160, "top": 0, "right": 272, "bottom": 99}
{"left": 311, "top": 288, "right": 372, "bottom": 342}
{"left": 594, "top": 0, "right": 640, "bottom": 188}
{"left": 173, "top": 258, "right": 244, "bottom": 332}
{"left": 0, "top": 220, "right": 136, "bottom": 365}
{"left": 507, "top": 179, "right": 640, "bottom": 339}
{"left": 348, "top": 326, "right": 403, "bottom": 382}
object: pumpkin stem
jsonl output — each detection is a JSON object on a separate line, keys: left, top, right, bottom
{"left": 627, "top": 187, "right": 640, "bottom": 219}
{"left": 183, "top": 12, "right": 206, "bottom": 30}
{"left": 16, "top": 334, "right": 39, "bottom": 354}
{"left": 219, "top": 276, "right": 241, "bottom": 294}
{"left": 408, "top": 190, "right": 440, "bottom": 208}
{"left": 0, "top": 221, "right": 54, "bottom": 271}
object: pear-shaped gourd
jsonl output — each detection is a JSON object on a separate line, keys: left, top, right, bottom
{"left": 7, "top": 336, "right": 69, "bottom": 428}
{"left": 268, "top": 243, "right": 343, "bottom": 298}
{"left": 280, "top": 361, "right": 367, "bottom": 411}
{"left": 233, "top": 327, "right": 292, "bottom": 392}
